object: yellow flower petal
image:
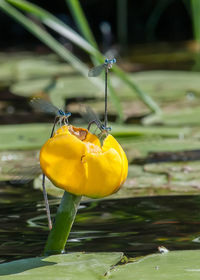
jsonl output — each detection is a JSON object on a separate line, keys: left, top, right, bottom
{"left": 82, "top": 148, "right": 123, "bottom": 198}
{"left": 40, "top": 125, "right": 128, "bottom": 198}
{"left": 102, "top": 135, "right": 128, "bottom": 188}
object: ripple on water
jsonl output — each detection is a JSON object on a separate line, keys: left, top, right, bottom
{"left": 0, "top": 182, "right": 200, "bottom": 263}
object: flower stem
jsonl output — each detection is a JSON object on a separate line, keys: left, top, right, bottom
{"left": 44, "top": 191, "right": 82, "bottom": 255}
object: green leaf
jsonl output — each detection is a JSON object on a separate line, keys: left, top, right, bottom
{"left": 109, "top": 250, "right": 200, "bottom": 280}
{"left": 0, "top": 252, "right": 123, "bottom": 280}
{"left": 121, "top": 70, "right": 200, "bottom": 101}
{"left": 11, "top": 76, "right": 100, "bottom": 99}
{"left": 0, "top": 122, "right": 190, "bottom": 151}
{"left": 0, "top": 0, "right": 103, "bottom": 89}
{"left": 162, "top": 107, "right": 200, "bottom": 126}
{"left": 65, "top": 0, "right": 98, "bottom": 49}
{"left": 191, "top": 0, "right": 200, "bottom": 42}
{"left": 0, "top": 123, "right": 52, "bottom": 150}
{"left": 123, "top": 137, "right": 200, "bottom": 160}
{"left": 0, "top": 150, "right": 39, "bottom": 181}
{"left": 1, "top": 250, "right": 200, "bottom": 279}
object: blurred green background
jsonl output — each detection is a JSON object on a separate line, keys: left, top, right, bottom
{"left": 1, "top": 0, "right": 200, "bottom": 195}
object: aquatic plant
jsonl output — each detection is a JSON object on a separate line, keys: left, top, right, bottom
{"left": 0, "top": 0, "right": 161, "bottom": 122}
{"left": 41, "top": 123, "right": 128, "bottom": 254}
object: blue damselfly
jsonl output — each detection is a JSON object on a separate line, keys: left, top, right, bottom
{"left": 30, "top": 98, "right": 71, "bottom": 137}
{"left": 88, "top": 58, "right": 116, "bottom": 129}
{"left": 30, "top": 98, "right": 72, "bottom": 230}
{"left": 81, "top": 105, "right": 111, "bottom": 144}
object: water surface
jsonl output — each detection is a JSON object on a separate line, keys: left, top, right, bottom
{"left": 1, "top": 182, "right": 200, "bottom": 263}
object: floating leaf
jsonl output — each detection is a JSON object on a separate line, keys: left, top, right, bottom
{"left": 0, "top": 123, "right": 191, "bottom": 151}
{"left": 1, "top": 250, "right": 200, "bottom": 280}
{"left": 0, "top": 252, "right": 123, "bottom": 280}
{"left": 0, "top": 123, "right": 52, "bottom": 150}
{"left": 109, "top": 250, "right": 200, "bottom": 280}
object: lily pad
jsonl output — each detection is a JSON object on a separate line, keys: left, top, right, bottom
{"left": 0, "top": 123, "right": 52, "bottom": 150}
{"left": 0, "top": 150, "right": 39, "bottom": 181}
{"left": 11, "top": 76, "right": 101, "bottom": 99}
{"left": 123, "top": 138, "right": 200, "bottom": 161}
{"left": 1, "top": 250, "right": 200, "bottom": 280}
{"left": 0, "top": 53, "right": 72, "bottom": 83}
{"left": 0, "top": 123, "right": 190, "bottom": 151}
{"left": 162, "top": 106, "right": 200, "bottom": 126}
{"left": 110, "top": 161, "right": 200, "bottom": 199}
{"left": 109, "top": 250, "right": 200, "bottom": 280}
{"left": 123, "top": 71, "right": 200, "bottom": 102}
{"left": 0, "top": 252, "right": 123, "bottom": 280}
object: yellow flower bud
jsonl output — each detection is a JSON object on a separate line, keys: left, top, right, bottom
{"left": 40, "top": 125, "right": 128, "bottom": 198}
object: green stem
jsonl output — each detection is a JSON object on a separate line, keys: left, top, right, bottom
{"left": 191, "top": 0, "right": 200, "bottom": 42}
{"left": 66, "top": 0, "right": 98, "bottom": 49}
{"left": 44, "top": 191, "right": 81, "bottom": 255}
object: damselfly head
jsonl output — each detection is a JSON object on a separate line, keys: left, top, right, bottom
{"left": 88, "top": 58, "right": 116, "bottom": 77}
{"left": 104, "top": 58, "right": 116, "bottom": 70}
{"left": 101, "top": 125, "right": 112, "bottom": 133}
{"left": 104, "top": 58, "right": 116, "bottom": 65}
{"left": 65, "top": 112, "right": 72, "bottom": 117}
{"left": 58, "top": 109, "right": 65, "bottom": 116}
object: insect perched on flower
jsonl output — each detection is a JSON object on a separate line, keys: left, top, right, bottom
{"left": 30, "top": 98, "right": 71, "bottom": 137}
{"left": 80, "top": 105, "right": 111, "bottom": 145}
{"left": 88, "top": 58, "right": 116, "bottom": 131}
{"left": 40, "top": 124, "right": 128, "bottom": 198}
{"left": 31, "top": 98, "right": 72, "bottom": 230}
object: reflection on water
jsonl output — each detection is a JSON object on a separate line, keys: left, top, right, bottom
{"left": 1, "top": 181, "right": 200, "bottom": 263}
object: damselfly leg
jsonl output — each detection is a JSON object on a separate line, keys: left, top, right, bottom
{"left": 30, "top": 98, "right": 71, "bottom": 230}
{"left": 81, "top": 105, "right": 111, "bottom": 144}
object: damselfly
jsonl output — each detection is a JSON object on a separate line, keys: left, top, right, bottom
{"left": 88, "top": 58, "right": 116, "bottom": 130}
{"left": 30, "top": 98, "right": 71, "bottom": 137}
{"left": 81, "top": 105, "right": 111, "bottom": 143}
{"left": 30, "top": 98, "right": 72, "bottom": 230}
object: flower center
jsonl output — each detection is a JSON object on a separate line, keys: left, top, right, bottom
{"left": 68, "top": 125, "right": 87, "bottom": 141}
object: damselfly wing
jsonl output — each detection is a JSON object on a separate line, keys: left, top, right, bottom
{"left": 88, "top": 58, "right": 116, "bottom": 77}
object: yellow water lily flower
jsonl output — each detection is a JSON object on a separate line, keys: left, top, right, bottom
{"left": 40, "top": 125, "right": 128, "bottom": 198}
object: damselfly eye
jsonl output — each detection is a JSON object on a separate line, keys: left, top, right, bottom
{"left": 105, "top": 58, "right": 109, "bottom": 63}
{"left": 65, "top": 112, "right": 72, "bottom": 117}
{"left": 58, "top": 109, "right": 65, "bottom": 116}
{"left": 112, "top": 58, "right": 116, "bottom": 63}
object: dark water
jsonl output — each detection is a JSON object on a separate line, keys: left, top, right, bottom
{"left": 1, "top": 182, "right": 200, "bottom": 264}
